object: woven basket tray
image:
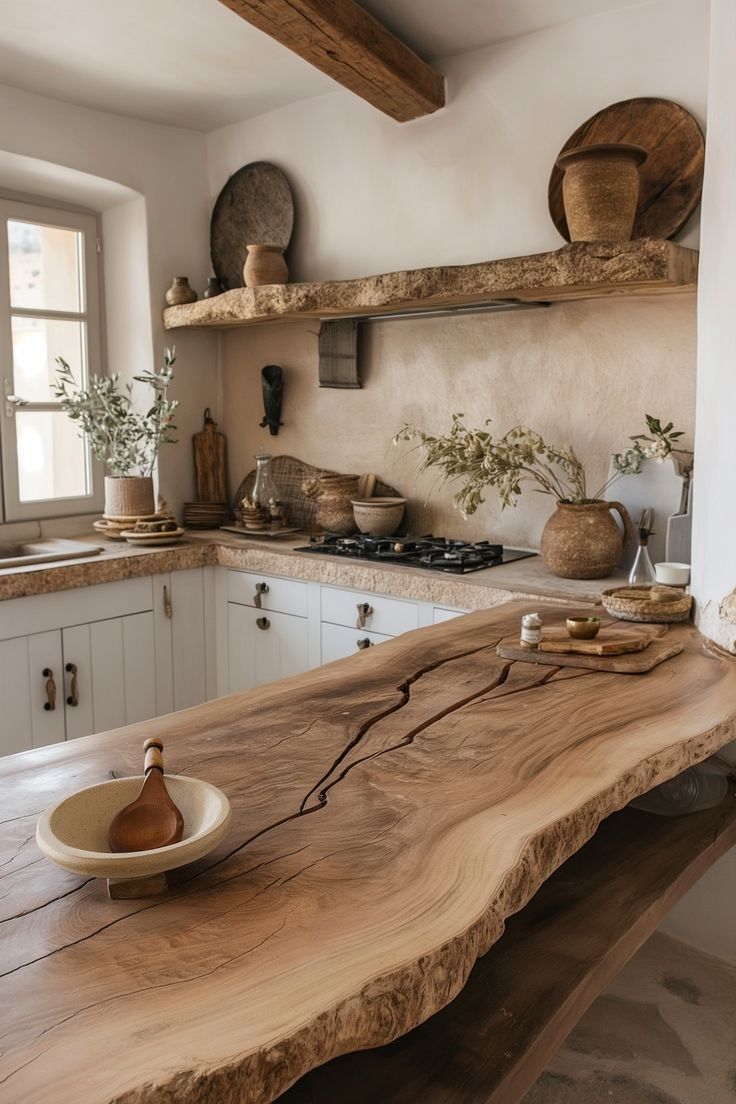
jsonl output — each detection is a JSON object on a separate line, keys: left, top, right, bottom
{"left": 231, "top": 455, "right": 401, "bottom": 532}
{"left": 601, "top": 585, "right": 692, "bottom": 623}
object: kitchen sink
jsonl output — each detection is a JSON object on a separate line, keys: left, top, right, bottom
{"left": 0, "top": 539, "right": 101, "bottom": 569}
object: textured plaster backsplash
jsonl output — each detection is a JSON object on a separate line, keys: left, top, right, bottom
{"left": 220, "top": 295, "right": 696, "bottom": 548}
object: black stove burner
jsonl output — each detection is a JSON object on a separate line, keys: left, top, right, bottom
{"left": 294, "top": 535, "right": 536, "bottom": 573}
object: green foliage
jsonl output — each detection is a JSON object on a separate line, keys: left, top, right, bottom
{"left": 394, "top": 413, "right": 689, "bottom": 517}
{"left": 53, "top": 348, "right": 179, "bottom": 477}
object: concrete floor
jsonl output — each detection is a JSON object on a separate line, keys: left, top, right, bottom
{"left": 524, "top": 933, "right": 736, "bottom": 1104}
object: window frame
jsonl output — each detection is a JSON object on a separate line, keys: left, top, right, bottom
{"left": 0, "top": 196, "right": 105, "bottom": 522}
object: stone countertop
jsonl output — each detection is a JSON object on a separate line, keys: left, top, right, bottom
{"left": 0, "top": 529, "right": 626, "bottom": 607}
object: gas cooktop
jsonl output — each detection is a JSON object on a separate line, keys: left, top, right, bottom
{"left": 294, "top": 535, "right": 536, "bottom": 574}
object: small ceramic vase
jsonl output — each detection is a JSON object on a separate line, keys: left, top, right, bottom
{"left": 243, "top": 245, "right": 289, "bottom": 288}
{"left": 556, "top": 143, "right": 647, "bottom": 242}
{"left": 165, "top": 277, "right": 197, "bottom": 306}
{"left": 203, "top": 277, "right": 224, "bottom": 299}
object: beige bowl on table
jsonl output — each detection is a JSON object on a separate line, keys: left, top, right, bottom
{"left": 36, "top": 775, "right": 231, "bottom": 881}
{"left": 351, "top": 498, "right": 406, "bottom": 537}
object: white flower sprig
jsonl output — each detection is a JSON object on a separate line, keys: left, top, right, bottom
{"left": 53, "top": 348, "right": 179, "bottom": 477}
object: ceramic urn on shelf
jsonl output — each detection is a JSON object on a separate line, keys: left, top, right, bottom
{"left": 243, "top": 244, "right": 289, "bottom": 288}
{"left": 555, "top": 142, "right": 648, "bottom": 242}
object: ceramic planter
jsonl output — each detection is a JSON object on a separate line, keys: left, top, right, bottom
{"left": 104, "top": 476, "right": 155, "bottom": 519}
{"left": 556, "top": 143, "right": 647, "bottom": 242}
{"left": 540, "top": 500, "right": 633, "bottom": 579}
{"left": 165, "top": 276, "right": 197, "bottom": 306}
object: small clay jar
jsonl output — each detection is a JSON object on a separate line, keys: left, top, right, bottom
{"left": 165, "top": 277, "right": 197, "bottom": 306}
{"left": 203, "top": 276, "right": 224, "bottom": 299}
{"left": 556, "top": 143, "right": 647, "bottom": 242}
{"left": 243, "top": 245, "right": 289, "bottom": 288}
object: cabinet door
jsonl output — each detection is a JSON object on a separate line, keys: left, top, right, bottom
{"left": 62, "top": 612, "right": 157, "bottom": 739}
{"left": 0, "top": 631, "right": 65, "bottom": 756}
{"left": 152, "top": 570, "right": 208, "bottom": 714}
{"left": 228, "top": 604, "right": 309, "bottom": 693}
{"left": 320, "top": 623, "right": 393, "bottom": 665}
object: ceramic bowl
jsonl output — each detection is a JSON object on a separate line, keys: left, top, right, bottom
{"left": 351, "top": 498, "right": 406, "bottom": 537}
{"left": 566, "top": 615, "right": 601, "bottom": 639}
{"left": 654, "top": 562, "right": 691, "bottom": 586}
{"left": 36, "top": 775, "right": 231, "bottom": 880}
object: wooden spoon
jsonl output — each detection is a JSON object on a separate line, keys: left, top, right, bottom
{"left": 357, "top": 473, "right": 376, "bottom": 500}
{"left": 108, "top": 738, "right": 184, "bottom": 853}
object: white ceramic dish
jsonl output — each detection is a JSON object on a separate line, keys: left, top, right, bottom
{"left": 121, "top": 528, "right": 185, "bottom": 545}
{"left": 36, "top": 775, "right": 231, "bottom": 880}
{"left": 654, "top": 561, "right": 691, "bottom": 586}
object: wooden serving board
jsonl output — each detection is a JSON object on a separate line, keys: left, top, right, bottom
{"left": 537, "top": 624, "right": 663, "bottom": 656}
{"left": 498, "top": 631, "right": 682, "bottom": 673}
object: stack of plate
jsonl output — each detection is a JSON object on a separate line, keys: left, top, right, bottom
{"left": 94, "top": 513, "right": 159, "bottom": 542}
{"left": 183, "top": 502, "right": 229, "bottom": 529}
{"left": 120, "top": 524, "right": 185, "bottom": 546}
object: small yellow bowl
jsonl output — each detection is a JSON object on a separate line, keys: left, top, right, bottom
{"left": 566, "top": 616, "right": 601, "bottom": 639}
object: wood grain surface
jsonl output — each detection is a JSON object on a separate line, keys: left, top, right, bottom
{"left": 279, "top": 797, "right": 736, "bottom": 1104}
{"left": 549, "top": 97, "right": 705, "bottom": 242}
{"left": 218, "top": 0, "right": 445, "bottom": 122}
{"left": 497, "top": 625, "right": 683, "bottom": 672}
{"left": 1, "top": 602, "right": 735, "bottom": 1104}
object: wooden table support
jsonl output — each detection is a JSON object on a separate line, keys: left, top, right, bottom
{"left": 279, "top": 796, "right": 736, "bottom": 1103}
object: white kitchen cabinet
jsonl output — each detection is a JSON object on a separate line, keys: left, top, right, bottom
{"left": 0, "top": 611, "right": 157, "bottom": 757}
{"left": 321, "top": 585, "right": 419, "bottom": 636}
{"left": 433, "top": 606, "right": 468, "bottom": 623}
{"left": 320, "top": 622, "right": 393, "bottom": 665}
{"left": 227, "top": 602, "right": 309, "bottom": 692}
{"left": 0, "top": 631, "right": 65, "bottom": 756}
{"left": 152, "top": 568, "right": 211, "bottom": 713}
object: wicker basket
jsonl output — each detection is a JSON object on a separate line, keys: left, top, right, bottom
{"left": 104, "top": 476, "right": 155, "bottom": 519}
{"left": 601, "top": 585, "right": 692, "bottom": 623}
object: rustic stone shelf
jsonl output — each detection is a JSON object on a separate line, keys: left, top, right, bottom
{"left": 164, "top": 239, "right": 698, "bottom": 330}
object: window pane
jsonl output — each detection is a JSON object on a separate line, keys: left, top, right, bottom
{"left": 11, "top": 316, "right": 86, "bottom": 403}
{"left": 8, "top": 220, "right": 83, "bottom": 312}
{"left": 16, "top": 411, "right": 90, "bottom": 503}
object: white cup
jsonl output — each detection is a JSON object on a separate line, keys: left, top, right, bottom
{"left": 654, "top": 562, "right": 691, "bottom": 586}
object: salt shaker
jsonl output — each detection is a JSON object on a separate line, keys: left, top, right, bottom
{"left": 520, "top": 612, "right": 542, "bottom": 649}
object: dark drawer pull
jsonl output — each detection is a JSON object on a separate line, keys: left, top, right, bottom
{"left": 254, "top": 582, "right": 269, "bottom": 609}
{"left": 257, "top": 616, "right": 271, "bottom": 630}
{"left": 357, "top": 638, "right": 372, "bottom": 650}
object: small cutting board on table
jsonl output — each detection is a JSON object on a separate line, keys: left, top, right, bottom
{"left": 497, "top": 624, "right": 682, "bottom": 673}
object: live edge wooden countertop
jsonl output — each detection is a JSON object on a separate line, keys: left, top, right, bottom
{"left": 1, "top": 603, "right": 734, "bottom": 1104}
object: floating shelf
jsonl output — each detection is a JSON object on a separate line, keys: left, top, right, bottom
{"left": 163, "top": 239, "right": 698, "bottom": 331}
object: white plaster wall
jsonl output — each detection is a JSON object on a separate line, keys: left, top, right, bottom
{"left": 0, "top": 83, "right": 219, "bottom": 510}
{"left": 221, "top": 296, "right": 697, "bottom": 546}
{"left": 207, "top": 0, "right": 707, "bottom": 282}
{"left": 210, "top": 0, "right": 706, "bottom": 541}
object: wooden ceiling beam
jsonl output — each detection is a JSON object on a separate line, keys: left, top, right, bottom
{"left": 218, "top": 0, "right": 445, "bottom": 122}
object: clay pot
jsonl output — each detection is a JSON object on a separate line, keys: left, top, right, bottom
{"left": 540, "top": 500, "right": 633, "bottom": 579}
{"left": 303, "top": 474, "right": 360, "bottom": 534}
{"left": 203, "top": 277, "right": 224, "bottom": 299}
{"left": 352, "top": 498, "right": 406, "bottom": 538}
{"left": 556, "top": 143, "right": 647, "bottom": 242}
{"left": 104, "top": 476, "right": 155, "bottom": 519}
{"left": 165, "top": 277, "right": 197, "bottom": 306}
{"left": 243, "top": 245, "right": 289, "bottom": 288}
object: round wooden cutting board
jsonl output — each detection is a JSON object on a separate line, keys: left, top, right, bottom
{"left": 210, "top": 161, "right": 295, "bottom": 290}
{"left": 548, "top": 97, "right": 705, "bottom": 241}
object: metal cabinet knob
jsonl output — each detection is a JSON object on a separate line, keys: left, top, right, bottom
{"left": 356, "top": 602, "right": 373, "bottom": 628}
{"left": 42, "top": 667, "right": 56, "bottom": 711}
{"left": 256, "top": 616, "right": 271, "bottom": 630}
{"left": 163, "top": 584, "right": 173, "bottom": 619}
{"left": 254, "top": 582, "right": 269, "bottom": 609}
{"left": 356, "top": 637, "right": 372, "bottom": 650}
{"left": 65, "top": 662, "right": 79, "bottom": 707}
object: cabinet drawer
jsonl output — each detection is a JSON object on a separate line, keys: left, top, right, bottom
{"left": 433, "top": 607, "right": 468, "bottom": 623}
{"left": 321, "top": 622, "right": 393, "bottom": 665}
{"left": 228, "top": 604, "right": 309, "bottom": 692}
{"left": 227, "top": 570, "right": 308, "bottom": 617}
{"left": 321, "top": 586, "right": 419, "bottom": 636}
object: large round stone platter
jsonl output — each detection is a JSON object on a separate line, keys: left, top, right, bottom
{"left": 548, "top": 97, "right": 705, "bottom": 242}
{"left": 210, "top": 162, "right": 295, "bottom": 291}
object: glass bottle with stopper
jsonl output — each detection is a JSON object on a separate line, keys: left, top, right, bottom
{"left": 248, "top": 451, "right": 285, "bottom": 527}
{"left": 628, "top": 507, "right": 656, "bottom": 586}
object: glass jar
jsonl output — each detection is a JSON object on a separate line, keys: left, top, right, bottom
{"left": 251, "top": 452, "right": 279, "bottom": 511}
{"left": 628, "top": 543, "right": 656, "bottom": 586}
